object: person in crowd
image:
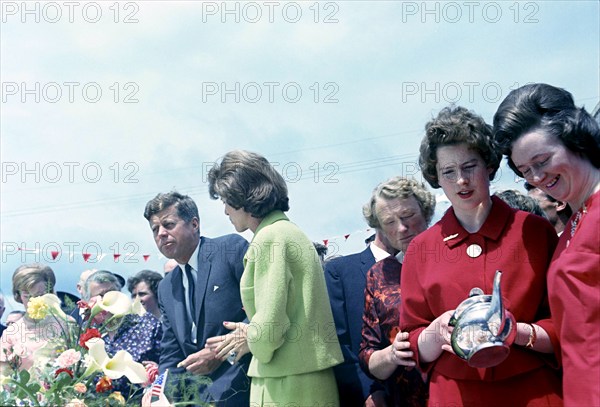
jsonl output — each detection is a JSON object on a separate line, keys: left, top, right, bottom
{"left": 358, "top": 176, "right": 434, "bottom": 407}
{"left": 83, "top": 270, "right": 162, "bottom": 396}
{"left": 81, "top": 270, "right": 122, "bottom": 300}
{"left": 5, "top": 311, "right": 25, "bottom": 326}
{"left": 494, "top": 189, "right": 545, "bottom": 217}
{"left": 163, "top": 259, "right": 178, "bottom": 274}
{"left": 72, "top": 269, "right": 124, "bottom": 325}
{"left": 493, "top": 83, "right": 600, "bottom": 406}
{"left": 325, "top": 225, "right": 379, "bottom": 405}
{"left": 76, "top": 269, "right": 96, "bottom": 298}
{"left": 0, "top": 292, "right": 6, "bottom": 337}
{"left": 524, "top": 182, "right": 572, "bottom": 235}
{"left": 400, "top": 106, "right": 562, "bottom": 406}
{"left": 206, "top": 150, "right": 343, "bottom": 406}
{"left": 323, "top": 176, "right": 428, "bottom": 406}
{"left": 313, "top": 242, "right": 328, "bottom": 266}
{"left": 0, "top": 264, "right": 67, "bottom": 375}
{"left": 126, "top": 270, "right": 163, "bottom": 319}
{"left": 143, "top": 191, "right": 251, "bottom": 406}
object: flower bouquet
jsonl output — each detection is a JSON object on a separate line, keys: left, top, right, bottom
{"left": 0, "top": 292, "right": 153, "bottom": 406}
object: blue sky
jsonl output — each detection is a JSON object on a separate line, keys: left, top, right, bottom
{"left": 1, "top": 0, "right": 599, "bottom": 317}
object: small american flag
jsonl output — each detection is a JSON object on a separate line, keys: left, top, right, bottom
{"left": 151, "top": 369, "right": 169, "bottom": 397}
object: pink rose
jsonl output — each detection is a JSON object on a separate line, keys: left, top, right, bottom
{"left": 66, "top": 399, "right": 87, "bottom": 407}
{"left": 73, "top": 382, "right": 87, "bottom": 394}
{"left": 57, "top": 349, "right": 82, "bottom": 368}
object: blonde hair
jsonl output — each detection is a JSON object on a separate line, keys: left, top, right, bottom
{"left": 363, "top": 176, "right": 436, "bottom": 229}
{"left": 12, "top": 263, "right": 56, "bottom": 303}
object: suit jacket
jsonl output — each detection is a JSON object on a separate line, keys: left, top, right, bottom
{"left": 158, "top": 234, "right": 251, "bottom": 406}
{"left": 324, "top": 246, "right": 378, "bottom": 406}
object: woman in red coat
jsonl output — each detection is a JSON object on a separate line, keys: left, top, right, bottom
{"left": 494, "top": 83, "right": 600, "bottom": 407}
{"left": 400, "top": 106, "right": 562, "bottom": 406}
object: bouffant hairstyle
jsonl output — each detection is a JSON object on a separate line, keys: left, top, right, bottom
{"left": 493, "top": 83, "right": 600, "bottom": 176}
{"left": 363, "top": 176, "right": 436, "bottom": 228}
{"left": 208, "top": 150, "right": 290, "bottom": 218}
{"left": 143, "top": 191, "right": 200, "bottom": 226}
{"left": 12, "top": 263, "right": 56, "bottom": 303}
{"left": 419, "top": 105, "right": 501, "bottom": 189}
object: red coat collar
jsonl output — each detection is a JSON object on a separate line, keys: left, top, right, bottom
{"left": 439, "top": 195, "right": 513, "bottom": 248}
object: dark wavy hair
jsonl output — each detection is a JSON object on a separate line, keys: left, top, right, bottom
{"left": 127, "top": 270, "right": 163, "bottom": 299}
{"left": 419, "top": 105, "right": 500, "bottom": 188}
{"left": 493, "top": 83, "right": 600, "bottom": 176}
{"left": 208, "top": 150, "right": 289, "bottom": 218}
{"left": 143, "top": 191, "right": 200, "bottom": 225}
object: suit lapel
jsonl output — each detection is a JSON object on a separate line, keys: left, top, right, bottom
{"left": 359, "top": 246, "right": 375, "bottom": 277}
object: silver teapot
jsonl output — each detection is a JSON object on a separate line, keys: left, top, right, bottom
{"left": 448, "top": 271, "right": 516, "bottom": 368}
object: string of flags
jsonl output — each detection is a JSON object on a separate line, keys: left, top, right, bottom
{"left": 6, "top": 246, "right": 156, "bottom": 263}
{"left": 321, "top": 228, "right": 373, "bottom": 247}
{"left": 2, "top": 228, "right": 375, "bottom": 263}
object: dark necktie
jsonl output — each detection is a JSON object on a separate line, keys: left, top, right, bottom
{"left": 185, "top": 264, "right": 196, "bottom": 319}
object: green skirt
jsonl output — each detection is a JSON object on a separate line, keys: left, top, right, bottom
{"left": 250, "top": 367, "right": 339, "bottom": 407}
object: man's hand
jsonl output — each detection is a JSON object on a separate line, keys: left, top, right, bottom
{"left": 177, "top": 348, "right": 222, "bottom": 375}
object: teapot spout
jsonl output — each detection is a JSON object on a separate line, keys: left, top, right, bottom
{"left": 486, "top": 271, "right": 506, "bottom": 336}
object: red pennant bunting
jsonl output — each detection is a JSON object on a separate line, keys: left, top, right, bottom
{"left": 323, "top": 239, "right": 328, "bottom": 246}
{"left": 344, "top": 234, "right": 350, "bottom": 240}
{"left": 143, "top": 255, "right": 150, "bottom": 262}
{"left": 113, "top": 254, "right": 121, "bottom": 262}
{"left": 51, "top": 251, "right": 60, "bottom": 260}
{"left": 82, "top": 253, "right": 91, "bottom": 262}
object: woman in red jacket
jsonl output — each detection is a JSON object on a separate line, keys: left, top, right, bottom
{"left": 400, "top": 106, "right": 562, "bottom": 406}
{"left": 494, "top": 83, "right": 600, "bottom": 407}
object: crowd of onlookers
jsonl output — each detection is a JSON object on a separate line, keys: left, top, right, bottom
{"left": 1, "top": 83, "right": 598, "bottom": 407}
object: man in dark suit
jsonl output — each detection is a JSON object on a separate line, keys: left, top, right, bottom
{"left": 144, "top": 191, "right": 250, "bottom": 406}
{"left": 325, "top": 241, "right": 378, "bottom": 406}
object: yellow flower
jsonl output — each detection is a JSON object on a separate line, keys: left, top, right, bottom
{"left": 26, "top": 293, "right": 67, "bottom": 320}
{"left": 107, "top": 391, "right": 126, "bottom": 406}
{"left": 0, "top": 375, "right": 12, "bottom": 385}
{"left": 83, "top": 338, "right": 147, "bottom": 383}
{"left": 27, "top": 296, "right": 50, "bottom": 319}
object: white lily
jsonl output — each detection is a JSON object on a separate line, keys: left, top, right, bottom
{"left": 130, "top": 296, "right": 146, "bottom": 316}
{"left": 83, "top": 338, "right": 147, "bottom": 383}
{"left": 91, "top": 291, "right": 132, "bottom": 318}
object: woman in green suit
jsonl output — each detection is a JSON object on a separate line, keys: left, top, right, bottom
{"left": 207, "top": 150, "right": 343, "bottom": 406}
